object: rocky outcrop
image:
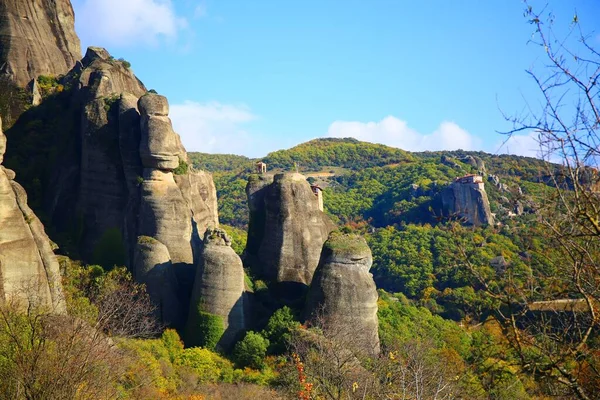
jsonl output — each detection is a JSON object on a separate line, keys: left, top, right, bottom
{"left": 174, "top": 170, "right": 219, "bottom": 242}
{"left": 0, "top": 0, "right": 81, "bottom": 87}
{"left": 0, "top": 118, "right": 65, "bottom": 312}
{"left": 442, "top": 176, "right": 494, "bottom": 226}
{"left": 5, "top": 47, "right": 219, "bottom": 325}
{"left": 186, "top": 228, "right": 246, "bottom": 350}
{"left": 134, "top": 236, "right": 181, "bottom": 326}
{"left": 76, "top": 47, "right": 147, "bottom": 263}
{"left": 246, "top": 172, "right": 335, "bottom": 294}
{"left": 459, "top": 155, "right": 486, "bottom": 173}
{"left": 304, "top": 232, "right": 380, "bottom": 356}
{"left": 136, "top": 95, "right": 194, "bottom": 265}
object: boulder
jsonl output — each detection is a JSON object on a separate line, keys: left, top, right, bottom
{"left": 305, "top": 232, "right": 380, "bottom": 356}
{"left": 187, "top": 228, "right": 246, "bottom": 350}
{"left": 490, "top": 256, "right": 509, "bottom": 275}
{"left": 0, "top": 0, "right": 81, "bottom": 87}
{"left": 134, "top": 236, "right": 181, "bottom": 326}
{"left": 459, "top": 155, "right": 486, "bottom": 173}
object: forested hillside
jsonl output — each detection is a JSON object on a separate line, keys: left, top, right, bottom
{"left": 185, "top": 137, "right": 591, "bottom": 398}
{"left": 190, "top": 138, "right": 556, "bottom": 316}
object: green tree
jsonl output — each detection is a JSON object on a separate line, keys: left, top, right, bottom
{"left": 261, "top": 306, "right": 299, "bottom": 354}
{"left": 233, "top": 331, "right": 269, "bottom": 369}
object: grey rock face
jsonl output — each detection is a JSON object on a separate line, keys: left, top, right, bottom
{"left": 5, "top": 42, "right": 221, "bottom": 326}
{"left": 459, "top": 155, "right": 486, "bottom": 173}
{"left": 33, "top": 48, "right": 218, "bottom": 264}
{"left": 73, "top": 47, "right": 147, "bottom": 261}
{"left": 514, "top": 201, "right": 524, "bottom": 216}
{"left": 0, "top": 0, "right": 81, "bottom": 87}
{"left": 305, "top": 232, "right": 380, "bottom": 356}
{"left": 138, "top": 94, "right": 183, "bottom": 170}
{"left": 490, "top": 256, "right": 509, "bottom": 275}
{"left": 441, "top": 177, "right": 494, "bottom": 226}
{"left": 245, "top": 173, "right": 274, "bottom": 257}
{"left": 174, "top": 170, "right": 219, "bottom": 241}
{"left": 134, "top": 236, "right": 181, "bottom": 326}
{"left": 187, "top": 228, "right": 246, "bottom": 350}
{"left": 0, "top": 119, "right": 65, "bottom": 312}
{"left": 488, "top": 174, "right": 500, "bottom": 186}
{"left": 246, "top": 172, "right": 336, "bottom": 289}
{"left": 440, "top": 155, "right": 460, "bottom": 169}
{"left": 138, "top": 169, "right": 194, "bottom": 265}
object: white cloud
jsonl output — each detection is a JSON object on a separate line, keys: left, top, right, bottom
{"left": 74, "top": 0, "right": 187, "bottom": 47}
{"left": 170, "top": 101, "right": 259, "bottom": 155}
{"left": 495, "top": 132, "right": 542, "bottom": 158}
{"left": 326, "top": 116, "right": 478, "bottom": 152}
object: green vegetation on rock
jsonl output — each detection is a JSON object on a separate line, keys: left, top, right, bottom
{"left": 185, "top": 306, "right": 225, "bottom": 350}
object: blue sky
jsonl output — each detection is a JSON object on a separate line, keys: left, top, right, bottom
{"left": 70, "top": 0, "right": 600, "bottom": 157}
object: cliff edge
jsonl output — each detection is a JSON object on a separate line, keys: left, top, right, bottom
{"left": 0, "top": 0, "right": 81, "bottom": 87}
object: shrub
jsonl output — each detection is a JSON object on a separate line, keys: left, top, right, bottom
{"left": 103, "top": 94, "right": 120, "bottom": 112}
{"left": 185, "top": 306, "right": 224, "bottom": 350}
{"left": 161, "top": 329, "right": 184, "bottom": 362}
{"left": 261, "top": 307, "right": 299, "bottom": 354}
{"left": 117, "top": 58, "right": 132, "bottom": 69}
{"left": 174, "top": 347, "right": 221, "bottom": 383}
{"left": 173, "top": 158, "right": 189, "bottom": 175}
{"left": 233, "top": 331, "right": 269, "bottom": 369}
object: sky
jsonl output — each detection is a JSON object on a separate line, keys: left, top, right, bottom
{"left": 70, "top": 0, "right": 600, "bottom": 158}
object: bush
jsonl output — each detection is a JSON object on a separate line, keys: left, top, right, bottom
{"left": 173, "top": 158, "right": 189, "bottom": 175}
{"left": 174, "top": 347, "right": 222, "bottom": 383}
{"left": 185, "top": 307, "right": 224, "bottom": 350}
{"left": 261, "top": 307, "right": 299, "bottom": 354}
{"left": 117, "top": 58, "right": 132, "bottom": 69}
{"left": 233, "top": 331, "right": 269, "bottom": 369}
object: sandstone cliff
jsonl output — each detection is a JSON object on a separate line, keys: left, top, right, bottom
{"left": 134, "top": 235, "right": 181, "bottom": 326}
{"left": 5, "top": 47, "right": 219, "bottom": 325}
{"left": 304, "top": 232, "right": 380, "bottom": 355}
{"left": 0, "top": 0, "right": 81, "bottom": 87}
{"left": 0, "top": 117, "right": 65, "bottom": 312}
{"left": 186, "top": 228, "right": 246, "bottom": 350}
{"left": 246, "top": 172, "right": 335, "bottom": 296}
{"left": 441, "top": 176, "right": 494, "bottom": 226}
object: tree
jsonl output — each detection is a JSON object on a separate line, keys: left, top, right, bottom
{"left": 470, "top": 3, "right": 600, "bottom": 398}
{"left": 233, "top": 331, "right": 269, "bottom": 369}
{"left": 0, "top": 298, "right": 125, "bottom": 399}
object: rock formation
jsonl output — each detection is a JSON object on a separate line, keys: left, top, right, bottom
{"left": 0, "top": 0, "right": 81, "bottom": 87}
{"left": 134, "top": 236, "right": 181, "bottom": 326}
{"left": 76, "top": 47, "right": 147, "bottom": 263}
{"left": 442, "top": 175, "right": 494, "bottom": 226}
{"left": 246, "top": 172, "right": 335, "bottom": 295}
{"left": 5, "top": 46, "right": 219, "bottom": 325}
{"left": 304, "top": 232, "right": 380, "bottom": 355}
{"left": 187, "top": 228, "right": 246, "bottom": 350}
{"left": 459, "top": 155, "right": 486, "bottom": 173}
{"left": 136, "top": 94, "right": 194, "bottom": 265}
{"left": 0, "top": 117, "right": 65, "bottom": 312}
